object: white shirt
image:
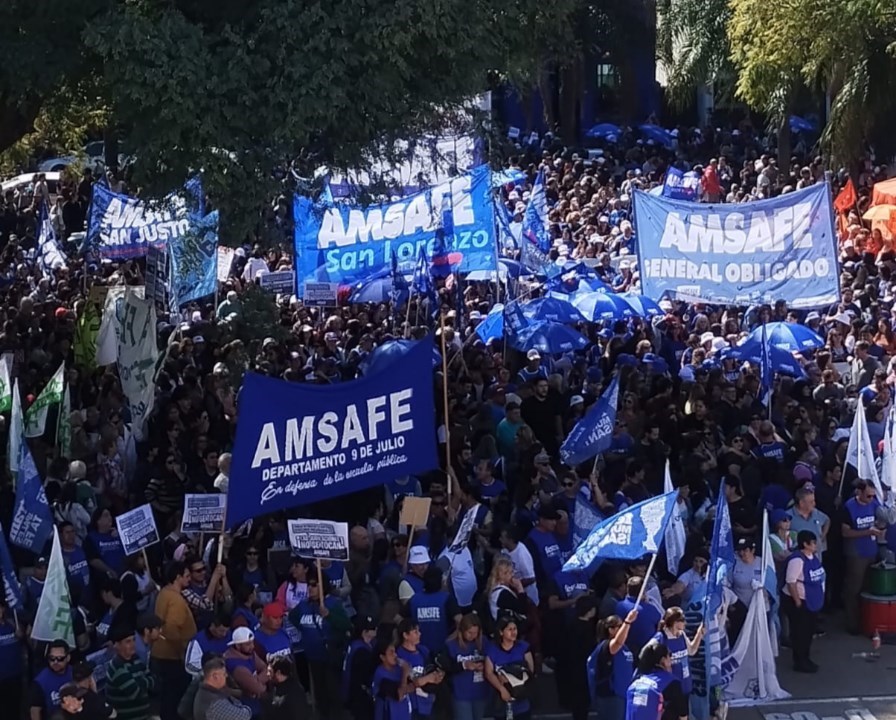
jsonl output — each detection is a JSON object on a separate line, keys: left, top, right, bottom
{"left": 440, "top": 547, "right": 477, "bottom": 607}
{"left": 213, "top": 472, "right": 230, "bottom": 493}
{"left": 501, "top": 544, "right": 539, "bottom": 605}
{"left": 242, "top": 257, "right": 269, "bottom": 283}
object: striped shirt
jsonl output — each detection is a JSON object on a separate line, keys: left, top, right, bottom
{"left": 105, "top": 654, "right": 156, "bottom": 720}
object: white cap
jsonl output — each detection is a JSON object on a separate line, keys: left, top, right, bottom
{"left": 526, "top": 349, "right": 541, "bottom": 360}
{"left": 700, "top": 331, "right": 714, "bottom": 345}
{"left": 408, "top": 546, "right": 430, "bottom": 565}
{"left": 711, "top": 337, "right": 727, "bottom": 353}
{"left": 229, "top": 627, "right": 255, "bottom": 646}
{"left": 570, "top": 395, "right": 584, "bottom": 407}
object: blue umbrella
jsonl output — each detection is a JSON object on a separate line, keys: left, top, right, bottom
{"left": 620, "top": 293, "right": 664, "bottom": 318}
{"left": 570, "top": 291, "right": 635, "bottom": 322}
{"left": 521, "top": 297, "right": 587, "bottom": 324}
{"left": 639, "top": 124, "right": 674, "bottom": 149}
{"left": 722, "top": 340, "right": 807, "bottom": 378}
{"left": 475, "top": 304, "right": 505, "bottom": 343}
{"left": 510, "top": 321, "right": 589, "bottom": 355}
{"left": 347, "top": 275, "right": 409, "bottom": 306}
{"left": 466, "top": 258, "right": 534, "bottom": 282}
{"left": 360, "top": 339, "right": 441, "bottom": 375}
{"left": 585, "top": 123, "right": 622, "bottom": 139}
{"left": 789, "top": 115, "right": 816, "bottom": 134}
{"left": 745, "top": 321, "right": 824, "bottom": 352}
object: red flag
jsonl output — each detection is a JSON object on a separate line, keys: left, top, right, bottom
{"left": 834, "top": 178, "right": 857, "bottom": 214}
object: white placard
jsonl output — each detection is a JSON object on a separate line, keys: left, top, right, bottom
{"left": 287, "top": 519, "right": 349, "bottom": 561}
{"left": 116, "top": 503, "right": 159, "bottom": 556}
{"left": 181, "top": 494, "right": 227, "bottom": 533}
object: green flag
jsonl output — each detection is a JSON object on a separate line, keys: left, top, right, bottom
{"left": 24, "top": 363, "right": 65, "bottom": 438}
{"left": 0, "top": 356, "right": 11, "bottom": 414}
{"left": 57, "top": 384, "right": 71, "bottom": 459}
{"left": 8, "top": 379, "right": 22, "bottom": 480}
{"left": 31, "top": 526, "right": 75, "bottom": 647}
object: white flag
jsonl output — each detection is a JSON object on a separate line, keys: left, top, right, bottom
{"left": 845, "top": 403, "right": 885, "bottom": 502}
{"left": 760, "top": 510, "right": 779, "bottom": 657}
{"left": 8, "top": 380, "right": 22, "bottom": 479}
{"left": 881, "top": 408, "right": 896, "bottom": 501}
{"left": 24, "top": 363, "right": 65, "bottom": 438}
{"left": 0, "top": 355, "right": 11, "bottom": 414}
{"left": 31, "top": 526, "right": 75, "bottom": 647}
{"left": 664, "top": 460, "right": 686, "bottom": 575}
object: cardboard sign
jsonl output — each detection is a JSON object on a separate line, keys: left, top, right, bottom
{"left": 399, "top": 496, "right": 431, "bottom": 529}
{"left": 115, "top": 503, "right": 159, "bottom": 556}
{"left": 287, "top": 519, "right": 350, "bottom": 561}
{"left": 260, "top": 270, "right": 296, "bottom": 294}
{"left": 217, "top": 247, "right": 235, "bottom": 282}
{"left": 303, "top": 282, "right": 339, "bottom": 307}
{"left": 181, "top": 494, "right": 227, "bottom": 533}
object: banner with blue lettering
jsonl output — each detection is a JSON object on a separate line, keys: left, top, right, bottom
{"left": 662, "top": 168, "right": 700, "bottom": 201}
{"left": 293, "top": 165, "right": 496, "bottom": 295}
{"left": 86, "top": 181, "right": 203, "bottom": 260}
{"left": 168, "top": 210, "right": 219, "bottom": 307}
{"left": 227, "top": 338, "right": 439, "bottom": 528}
{"left": 559, "top": 376, "right": 619, "bottom": 466}
{"left": 0, "top": 521, "right": 23, "bottom": 609}
{"left": 9, "top": 443, "right": 54, "bottom": 553}
{"left": 564, "top": 491, "right": 677, "bottom": 573}
{"left": 633, "top": 184, "right": 840, "bottom": 308}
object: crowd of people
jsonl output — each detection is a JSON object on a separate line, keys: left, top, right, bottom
{"left": 0, "top": 117, "right": 893, "bottom": 720}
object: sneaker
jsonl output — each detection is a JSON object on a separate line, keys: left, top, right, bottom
{"left": 793, "top": 663, "right": 818, "bottom": 674}
{"left": 540, "top": 663, "right": 554, "bottom": 675}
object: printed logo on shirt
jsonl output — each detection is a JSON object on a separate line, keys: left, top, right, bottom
{"left": 417, "top": 607, "right": 441, "bottom": 621}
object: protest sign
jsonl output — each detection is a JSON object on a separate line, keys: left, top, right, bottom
{"left": 293, "top": 165, "right": 496, "bottom": 294}
{"left": 661, "top": 168, "right": 700, "bottom": 201}
{"left": 86, "top": 184, "right": 197, "bottom": 259}
{"left": 216, "top": 246, "right": 235, "bottom": 281}
{"left": 145, "top": 244, "right": 169, "bottom": 308}
{"left": 399, "top": 496, "right": 432, "bottom": 529}
{"left": 226, "top": 338, "right": 438, "bottom": 528}
{"left": 260, "top": 270, "right": 296, "bottom": 294}
{"left": 181, "top": 494, "right": 227, "bottom": 533}
{"left": 303, "top": 282, "right": 339, "bottom": 307}
{"left": 633, "top": 184, "right": 840, "bottom": 308}
{"left": 448, "top": 503, "right": 480, "bottom": 552}
{"left": 287, "top": 519, "right": 350, "bottom": 561}
{"left": 115, "top": 504, "right": 159, "bottom": 556}
{"left": 168, "top": 210, "right": 219, "bottom": 307}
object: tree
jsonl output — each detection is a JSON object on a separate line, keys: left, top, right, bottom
{"left": 727, "top": 0, "right": 896, "bottom": 165}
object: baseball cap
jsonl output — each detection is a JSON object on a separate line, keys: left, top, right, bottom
{"left": 228, "top": 627, "right": 255, "bottom": 646}
{"left": 71, "top": 660, "right": 95, "bottom": 682}
{"left": 355, "top": 615, "right": 377, "bottom": 633}
{"left": 569, "top": 395, "right": 584, "bottom": 408}
{"left": 59, "top": 683, "right": 88, "bottom": 701}
{"left": 109, "top": 625, "right": 134, "bottom": 644}
{"left": 538, "top": 504, "right": 561, "bottom": 521}
{"left": 736, "top": 537, "right": 756, "bottom": 551}
{"left": 770, "top": 509, "right": 791, "bottom": 527}
{"left": 408, "top": 546, "right": 430, "bottom": 566}
{"left": 526, "top": 349, "right": 541, "bottom": 360}
{"left": 263, "top": 602, "right": 286, "bottom": 619}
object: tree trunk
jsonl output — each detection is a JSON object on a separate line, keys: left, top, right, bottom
{"left": 777, "top": 115, "right": 791, "bottom": 167}
{"left": 558, "top": 59, "right": 583, "bottom": 144}
{"left": 103, "top": 126, "right": 119, "bottom": 173}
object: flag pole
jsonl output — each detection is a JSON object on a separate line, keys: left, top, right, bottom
{"left": 439, "top": 313, "right": 452, "bottom": 500}
{"left": 634, "top": 552, "right": 659, "bottom": 609}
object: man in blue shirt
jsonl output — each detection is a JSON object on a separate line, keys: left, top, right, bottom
{"left": 614, "top": 577, "right": 661, "bottom": 659}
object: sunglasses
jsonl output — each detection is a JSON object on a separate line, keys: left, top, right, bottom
{"left": 48, "top": 655, "right": 68, "bottom": 663}
{"left": 191, "top": 566, "right": 207, "bottom": 573}
{"left": 562, "top": 482, "right": 576, "bottom": 488}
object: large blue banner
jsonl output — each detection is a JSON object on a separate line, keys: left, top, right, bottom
{"left": 86, "top": 181, "right": 203, "bottom": 259}
{"left": 293, "top": 165, "right": 496, "bottom": 295}
{"left": 168, "top": 210, "right": 220, "bottom": 307}
{"left": 633, "top": 184, "right": 840, "bottom": 309}
{"left": 227, "top": 338, "right": 439, "bottom": 528}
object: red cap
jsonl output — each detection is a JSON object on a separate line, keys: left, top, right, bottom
{"left": 263, "top": 602, "right": 286, "bottom": 619}
{"left": 55, "top": 307, "right": 68, "bottom": 319}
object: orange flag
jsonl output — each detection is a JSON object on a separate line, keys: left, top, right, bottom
{"left": 834, "top": 178, "right": 857, "bottom": 214}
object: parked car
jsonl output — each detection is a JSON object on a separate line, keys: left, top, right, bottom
{"left": 1, "top": 171, "right": 63, "bottom": 200}
{"left": 38, "top": 141, "right": 108, "bottom": 174}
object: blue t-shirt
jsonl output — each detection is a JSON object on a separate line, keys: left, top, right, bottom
{"left": 485, "top": 640, "right": 531, "bottom": 714}
{"left": 372, "top": 664, "right": 412, "bottom": 720}
{"left": 444, "top": 637, "right": 491, "bottom": 702}
{"left": 396, "top": 644, "right": 435, "bottom": 716}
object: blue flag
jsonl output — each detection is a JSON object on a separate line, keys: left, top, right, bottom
{"left": 560, "top": 376, "right": 620, "bottom": 466}
{"left": 411, "top": 248, "right": 438, "bottom": 317}
{"left": 564, "top": 490, "right": 678, "bottom": 573}
{"left": 759, "top": 323, "right": 773, "bottom": 407}
{"left": 226, "top": 338, "right": 439, "bottom": 528}
{"left": 502, "top": 300, "right": 528, "bottom": 339}
{"left": 391, "top": 252, "right": 409, "bottom": 311}
{"left": 705, "top": 489, "right": 735, "bottom": 622}
{"left": 0, "top": 521, "right": 23, "bottom": 610}
{"left": 168, "top": 209, "right": 219, "bottom": 307}
{"left": 520, "top": 169, "right": 552, "bottom": 272}
{"left": 9, "top": 443, "right": 54, "bottom": 553}
{"left": 661, "top": 167, "right": 700, "bottom": 201}
{"left": 573, "top": 494, "right": 604, "bottom": 547}
{"left": 37, "top": 201, "right": 65, "bottom": 272}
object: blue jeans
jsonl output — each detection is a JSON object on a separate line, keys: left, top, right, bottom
{"left": 454, "top": 698, "right": 488, "bottom": 720}
{"left": 594, "top": 695, "right": 625, "bottom": 720}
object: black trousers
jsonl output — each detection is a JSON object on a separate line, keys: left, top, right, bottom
{"left": 151, "top": 657, "right": 190, "bottom": 720}
{"left": 783, "top": 594, "right": 817, "bottom": 667}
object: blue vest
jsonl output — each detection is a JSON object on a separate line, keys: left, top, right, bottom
{"left": 193, "top": 629, "right": 232, "bottom": 657}
{"left": 588, "top": 639, "right": 634, "bottom": 699}
{"left": 254, "top": 628, "right": 292, "bottom": 663}
{"left": 444, "top": 637, "right": 489, "bottom": 702}
{"left": 323, "top": 562, "right": 345, "bottom": 590}
{"left": 396, "top": 644, "right": 435, "bottom": 716}
{"left": 652, "top": 631, "right": 691, "bottom": 694}
{"left": 96, "top": 607, "right": 115, "bottom": 646}
{"left": 527, "top": 527, "right": 562, "bottom": 578}
{"left": 485, "top": 640, "right": 531, "bottom": 714}
{"left": 408, "top": 590, "right": 451, "bottom": 655}
{"left": 63, "top": 546, "right": 91, "bottom": 593}
{"left": 294, "top": 597, "right": 340, "bottom": 662}
{"left": 86, "top": 531, "right": 127, "bottom": 575}
{"left": 789, "top": 552, "right": 826, "bottom": 612}
{"left": 553, "top": 569, "right": 589, "bottom": 601}
{"left": 846, "top": 497, "right": 879, "bottom": 558}
{"left": 0, "top": 621, "right": 22, "bottom": 681}
{"left": 341, "top": 638, "right": 373, "bottom": 702}
{"left": 224, "top": 653, "right": 260, "bottom": 715}
{"left": 625, "top": 670, "right": 676, "bottom": 720}
{"left": 34, "top": 666, "right": 73, "bottom": 710}
{"left": 372, "top": 664, "right": 412, "bottom": 720}
{"left": 402, "top": 572, "right": 425, "bottom": 597}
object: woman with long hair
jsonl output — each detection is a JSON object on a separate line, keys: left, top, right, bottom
{"left": 588, "top": 611, "right": 636, "bottom": 720}
{"left": 485, "top": 557, "right": 527, "bottom": 627}
{"left": 650, "top": 607, "right": 704, "bottom": 709}
{"left": 85, "top": 507, "right": 127, "bottom": 580}
{"left": 484, "top": 617, "right": 535, "bottom": 720}
{"left": 444, "top": 614, "right": 490, "bottom": 720}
